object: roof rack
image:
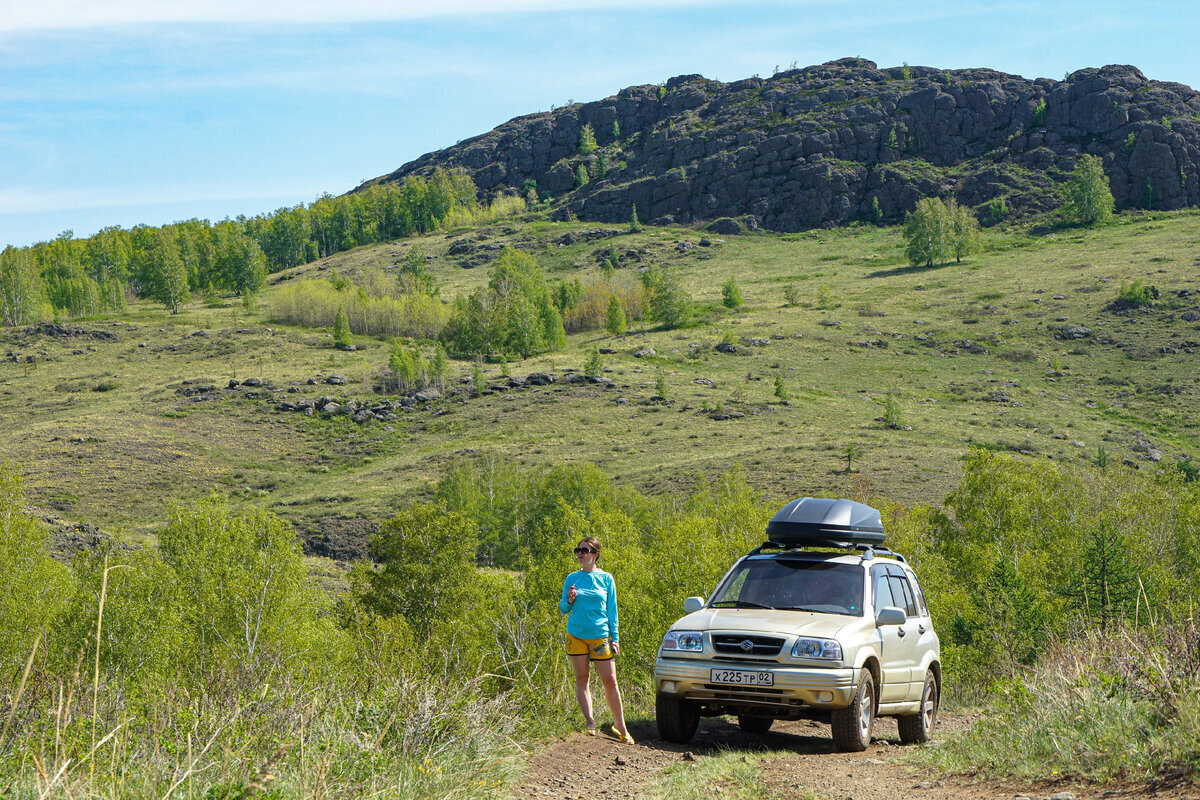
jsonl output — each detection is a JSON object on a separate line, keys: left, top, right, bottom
{"left": 747, "top": 540, "right": 907, "bottom": 563}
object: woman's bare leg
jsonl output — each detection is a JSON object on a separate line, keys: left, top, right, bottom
{"left": 569, "top": 654, "right": 595, "bottom": 728}
{"left": 593, "top": 658, "right": 628, "bottom": 736}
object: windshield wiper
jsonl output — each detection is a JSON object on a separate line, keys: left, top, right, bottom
{"left": 709, "top": 600, "right": 773, "bottom": 609}
{"left": 774, "top": 605, "right": 823, "bottom": 612}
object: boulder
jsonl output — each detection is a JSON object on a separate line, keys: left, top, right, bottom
{"left": 526, "top": 372, "right": 559, "bottom": 385}
{"left": 326, "top": 374, "right": 348, "bottom": 385}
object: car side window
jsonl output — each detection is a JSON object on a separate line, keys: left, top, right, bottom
{"left": 887, "top": 575, "right": 918, "bottom": 617}
{"left": 872, "top": 567, "right": 895, "bottom": 611}
{"left": 907, "top": 571, "right": 930, "bottom": 617}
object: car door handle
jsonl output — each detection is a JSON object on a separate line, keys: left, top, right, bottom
{"left": 918, "top": 624, "right": 926, "bottom": 635}
{"left": 896, "top": 627, "right": 906, "bottom": 638}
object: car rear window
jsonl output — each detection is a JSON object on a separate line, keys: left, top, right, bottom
{"left": 710, "top": 559, "right": 864, "bottom": 616}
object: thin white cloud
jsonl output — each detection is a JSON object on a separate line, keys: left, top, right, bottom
{"left": 1, "top": 0, "right": 733, "bottom": 33}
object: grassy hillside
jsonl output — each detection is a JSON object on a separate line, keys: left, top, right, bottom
{"left": 3, "top": 210, "right": 1198, "bottom": 547}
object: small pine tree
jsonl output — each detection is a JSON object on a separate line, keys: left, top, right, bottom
{"left": 1033, "top": 97, "right": 1047, "bottom": 127}
{"left": 472, "top": 361, "right": 485, "bottom": 396}
{"left": 870, "top": 196, "right": 883, "bottom": 225}
{"left": 782, "top": 283, "right": 800, "bottom": 306}
{"left": 655, "top": 371, "right": 667, "bottom": 399}
{"left": 578, "top": 122, "right": 598, "bottom": 155}
{"left": 886, "top": 128, "right": 899, "bottom": 148}
{"left": 843, "top": 442, "right": 860, "bottom": 472}
{"left": 629, "top": 205, "right": 642, "bottom": 233}
{"left": 574, "top": 163, "right": 590, "bottom": 188}
{"left": 583, "top": 347, "right": 603, "bottom": 377}
{"left": 900, "top": 62, "right": 911, "bottom": 81}
{"left": 774, "top": 373, "right": 789, "bottom": 402}
{"left": 610, "top": 120, "right": 620, "bottom": 140}
{"left": 721, "top": 277, "right": 744, "bottom": 309}
{"left": 333, "top": 305, "right": 352, "bottom": 349}
{"left": 606, "top": 294, "right": 626, "bottom": 335}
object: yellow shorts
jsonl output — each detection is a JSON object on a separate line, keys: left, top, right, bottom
{"left": 565, "top": 633, "right": 614, "bottom": 661}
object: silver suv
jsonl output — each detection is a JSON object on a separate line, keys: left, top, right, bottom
{"left": 654, "top": 498, "right": 941, "bottom": 751}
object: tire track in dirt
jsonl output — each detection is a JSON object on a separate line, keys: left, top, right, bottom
{"left": 518, "top": 713, "right": 1199, "bottom": 800}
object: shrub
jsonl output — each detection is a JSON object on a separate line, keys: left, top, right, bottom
{"left": 782, "top": 283, "right": 800, "bottom": 306}
{"left": 271, "top": 278, "right": 451, "bottom": 339}
{"left": 1061, "top": 154, "right": 1115, "bottom": 225}
{"left": 605, "top": 293, "right": 627, "bottom": 334}
{"left": 1112, "top": 279, "right": 1158, "bottom": 309}
{"left": 578, "top": 122, "right": 598, "bottom": 155}
{"left": 333, "top": 304, "right": 352, "bottom": 348}
{"left": 642, "top": 267, "right": 692, "bottom": 329}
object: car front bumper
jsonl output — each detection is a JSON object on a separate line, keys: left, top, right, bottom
{"left": 655, "top": 656, "right": 858, "bottom": 711}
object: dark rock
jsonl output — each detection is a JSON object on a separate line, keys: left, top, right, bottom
{"left": 191, "top": 330, "right": 210, "bottom": 337}
{"left": 322, "top": 402, "right": 342, "bottom": 415}
{"left": 412, "top": 387, "right": 442, "bottom": 402}
{"left": 598, "top": 347, "right": 618, "bottom": 354}
{"left": 711, "top": 411, "right": 745, "bottom": 420}
{"left": 242, "top": 377, "right": 264, "bottom": 387}
{"left": 715, "top": 343, "right": 738, "bottom": 353}
{"left": 352, "top": 410, "right": 375, "bottom": 424}
{"left": 300, "top": 516, "right": 378, "bottom": 560}
{"left": 326, "top": 374, "right": 348, "bottom": 385}
{"left": 507, "top": 375, "right": 528, "bottom": 387}
{"left": 228, "top": 379, "right": 240, "bottom": 388}
{"left": 1059, "top": 324, "right": 1092, "bottom": 339}
{"left": 526, "top": 372, "right": 559, "bottom": 385}
{"left": 633, "top": 348, "right": 656, "bottom": 358}
{"left": 1182, "top": 309, "right": 1200, "bottom": 322}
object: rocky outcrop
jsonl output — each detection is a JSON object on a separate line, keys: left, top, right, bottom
{"left": 366, "top": 58, "right": 1200, "bottom": 230}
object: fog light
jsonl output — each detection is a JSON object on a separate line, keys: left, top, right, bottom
{"left": 661, "top": 681, "right": 677, "bottom": 694}
{"left": 816, "top": 692, "right": 834, "bottom": 703}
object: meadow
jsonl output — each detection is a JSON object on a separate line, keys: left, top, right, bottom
{"left": 2, "top": 209, "right": 1199, "bottom": 797}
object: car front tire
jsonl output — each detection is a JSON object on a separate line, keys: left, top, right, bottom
{"left": 831, "top": 668, "right": 875, "bottom": 752}
{"left": 656, "top": 694, "right": 700, "bottom": 743}
{"left": 898, "top": 670, "right": 939, "bottom": 744}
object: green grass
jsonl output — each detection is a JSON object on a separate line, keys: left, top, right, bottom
{"left": 3, "top": 210, "right": 1199, "bottom": 544}
{"left": 641, "top": 748, "right": 796, "bottom": 800}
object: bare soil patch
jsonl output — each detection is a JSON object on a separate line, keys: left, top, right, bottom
{"left": 518, "top": 713, "right": 1198, "bottom": 800}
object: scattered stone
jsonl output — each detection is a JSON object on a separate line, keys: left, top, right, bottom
{"left": 412, "top": 387, "right": 442, "bottom": 402}
{"left": 1059, "top": 324, "right": 1092, "bottom": 339}
{"left": 1053, "top": 294, "right": 1065, "bottom": 300}
{"left": 242, "top": 377, "right": 264, "bottom": 387}
{"left": 352, "top": 410, "right": 374, "bottom": 424}
{"left": 325, "top": 374, "right": 348, "bottom": 385}
{"left": 693, "top": 378, "right": 717, "bottom": 386}
{"left": 711, "top": 411, "right": 745, "bottom": 420}
{"left": 322, "top": 402, "right": 342, "bottom": 416}
{"left": 228, "top": 379, "right": 241, "bottom": 388}
{"left": 715, "top": 343, "right": 738, "bottom": 354}
{"left": 819, "top": 320, "right": 840, "bottom": 327}
{"left": 1182, "top": 310, "right": 1200, "bottom": 322}
{"left": 682, "top": 752, "right": 696, "bottom": 762}
{"left": 598, "top": 347, "right": 617, "bottom": 354}
{"left": 526, "top": 372, "right": 559, "bottom": 385}
{"left": 744, "top": 337, "right": 770, "bottom": 346}
{"left": 191, "top": 329, "right": 210, "bottom": 337}
{"left": 633, "top": 348, "right": 656, "bottom": 358}
{"left": 613, "top": 755, "right": 626, "bottom": 766}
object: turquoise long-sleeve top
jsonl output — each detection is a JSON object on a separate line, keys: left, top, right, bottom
{"left": 559, "top": 568, "right": 619, "bottom": 642}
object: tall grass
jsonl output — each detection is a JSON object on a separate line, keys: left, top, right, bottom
{"left": 922, "top": 621, "right": 1200, "bottom": 781}
{"left": 562, "top": 282, "right": 649, "bottom": 333}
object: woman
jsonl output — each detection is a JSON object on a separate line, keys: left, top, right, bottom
{"left": 559, "top": 535, "right": 634, "bottom": 744}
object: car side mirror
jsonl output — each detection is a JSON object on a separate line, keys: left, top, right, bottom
{"left": 875, "top": 606, "right": 906, "bottom": 627}
{"left": 684, "top": 596, "right": 705, "bottom": 613}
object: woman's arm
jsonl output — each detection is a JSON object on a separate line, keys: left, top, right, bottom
{"left": 559, "top": 576, "right": 574, "bottom": 615}
{"left": 607, "top": 574, "right": 619, "bottom": 642}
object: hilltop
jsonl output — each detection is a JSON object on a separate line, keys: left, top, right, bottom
{"left": 366, "top": 58, "right": 1200, "bottom": 229}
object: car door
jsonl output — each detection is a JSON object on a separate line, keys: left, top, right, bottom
{"left": 880, "top": 565, "right": 924, "bottom": 702}
{"left": 903, "top": 566, "right": 938, "bottom": 700}
{"left": 871, "top": 564, "right": 912, "bottom": 703}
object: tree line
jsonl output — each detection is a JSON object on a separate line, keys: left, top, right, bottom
{"left": 0, "top": 168, "right": 480, "bottom": 321}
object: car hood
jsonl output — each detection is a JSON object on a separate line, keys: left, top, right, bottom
{"left": 673, "top": 608, "right": 859, "bottom": 639}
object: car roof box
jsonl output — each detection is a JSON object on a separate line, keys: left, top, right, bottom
{"left": 765, "top": 497, "right": 885, "bottom": 547}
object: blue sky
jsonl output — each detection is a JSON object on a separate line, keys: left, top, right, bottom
{"left": 1, "top": 0, "right": 1195, "bottom": 248}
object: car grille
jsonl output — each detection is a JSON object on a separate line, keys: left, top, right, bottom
{"left": 711, "top": 634, "right": 785, "bottom": 657}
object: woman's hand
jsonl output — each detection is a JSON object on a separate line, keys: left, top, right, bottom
{"left": 611, "top": 641, "right": 620, "bottom": 656}
{"left": 567, "top": 586, "right": 577, "bottom": 604}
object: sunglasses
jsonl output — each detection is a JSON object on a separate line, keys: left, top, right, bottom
{"left": 573, "top": 547, "right": 596, "bottom": 555}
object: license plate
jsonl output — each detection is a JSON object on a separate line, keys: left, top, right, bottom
{"left": 710, "top": 669, "right": 774, "bottom": 686}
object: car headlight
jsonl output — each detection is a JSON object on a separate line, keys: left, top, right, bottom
{"left": 791, "top": 637, "right": 842, "bottom": 661}
{"left": 661, "top": 631, "right": 704, "bottom": 652}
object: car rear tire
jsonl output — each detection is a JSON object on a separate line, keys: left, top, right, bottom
{"left": 898, "top": 670, "right": 939, "bottom": 744}
{"left": 831, "top": 668, "right": 875, "bottom": 752}
{"left": 737, "top": 715, "right": 773, "bottom": 735}
{"left": 656, "top": 694, "right": 700, "bottom": 743}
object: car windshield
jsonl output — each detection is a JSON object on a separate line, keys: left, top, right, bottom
{"left": 710, "top": 558, "right": 864, "bottom": 616}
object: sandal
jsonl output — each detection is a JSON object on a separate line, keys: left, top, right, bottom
{"left": 605, "top": 726, "right": 635, "bottom": 745}
{"left": 585, "top": 726, "right": 597, "bottom": 736}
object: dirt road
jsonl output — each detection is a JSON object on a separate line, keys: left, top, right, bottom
{"left": 518, "top": 714, "right": 1197, "bottom": 800}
